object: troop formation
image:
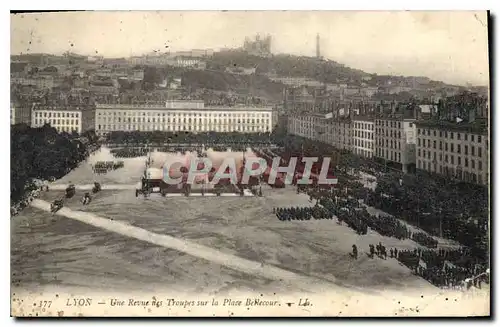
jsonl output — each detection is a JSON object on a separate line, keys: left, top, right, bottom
{"left": 92, "top": 161, "right": 124, "bottom": 174}
{"left": 11, "top": 129, "right": 489, "bottom": 294}
{"left": 396, "top": 247, "right": 489, "bottom": 289}
{"left": 270, "top": 145, "right": 488, "bottom": 290}
{"left": 274, "top": 206, "right": 330, "bottom": 221}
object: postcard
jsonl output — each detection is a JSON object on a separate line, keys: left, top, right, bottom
{"left": 10, "top": 10, "right": 490, "bottom": 317}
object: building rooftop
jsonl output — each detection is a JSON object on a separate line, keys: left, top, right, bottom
{"left": 32, "top": 104, "right": 95, "bottom": 111}
{"left": 352, "top": 115, "right": 375, "bottom": 122}
{"left": 95, "top": 103, "right": 273, "bottom": 111}
{"left": 415, "top": 118, "right": 488, "bottom": 134}
{"left": 376, "top": 112, "right": 417, "bottom": 121}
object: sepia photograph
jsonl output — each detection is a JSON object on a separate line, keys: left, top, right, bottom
{"left": 9, "top": 10, "right": 490, "bottom": 317}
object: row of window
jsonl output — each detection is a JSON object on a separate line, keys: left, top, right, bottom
{"left": 417, "top": 128, "right": 484, "bottom": 143}
{"left": 97, "top": 117, "right": 270, "bottom": 124}
{"left": 418, "top": 139, "right": 483, "bottom": 157}
{"left": 97, "top": 125, "right": 270, "bottom": 132}
{"left": 294, "top": 123, "right": 350, "bottom": 132}
{"left": 291, "top": 118, "right": 350, "bottom": 129}
{"left": 354, "top": 148, "right": 373, "bottom": 158}
{"left": 293, "top": 125, "right": 350, "bottom": 134}
{"left": 376, "top": 129, "right": 402, "bottom": 138}
{"left": 290, "top": 131, "right": 351, "bottom": 147}
{"left": 354, "top": 139, "right": 374, "bottom": 149}
{"left": 354, "top": 130, "right": 374, "bottom": 139}
{"left": 34, "top": 118, "right": 80, "bottom": 126}
{"left": 33, "top": 111, "right": 81, "bottom": 118}
{"left": 353, "top": 122, "right": 374, "bottom": 130}
{"left": 377, "top": 139, "right": 402, "bottom": 150}
{"left": 375, "top": 148, "right": 402, "bottom": 163}
{"left": 97, "top": 111, "right": 270, "bottom": 118}
{"left": 54, "top": 126, "right": 79, "bottom": 133}
{"left": 418, "top": 150, "right": 484, "bottom": 170}
{"left": 417, "top": 162, "right": 486, "bottom": 184}
{"left": 293, "top": 123, "right": 350, "bottom": 130}
{"left": 375, "top": 120, "right": 412, "bottom": 128}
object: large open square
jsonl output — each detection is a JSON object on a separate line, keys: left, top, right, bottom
{"left": 12, "top": 147, "right": 443, "bottom": 297}
{"left": 10, "top": 11, "right": 490, "bottom": 317}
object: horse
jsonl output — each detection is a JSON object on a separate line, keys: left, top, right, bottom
{"left": 82, "top": 193, "right": 92, "bottom": 205}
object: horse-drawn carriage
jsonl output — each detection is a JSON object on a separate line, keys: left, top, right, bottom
{"left": 51, "top": 199, "right": 64, "bottom": 213}
{"left": 65, "top": 184, "right": 76, "bottom": 198}
{"left": 92, "top": 182, "right": 101, "bottom": 194}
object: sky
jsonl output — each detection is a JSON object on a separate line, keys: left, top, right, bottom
{"left": 10, "top": 11, "right": 489, "bottom": 86}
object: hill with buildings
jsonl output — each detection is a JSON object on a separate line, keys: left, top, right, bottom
{"left": 11, "top": 49, "right": 488, "bottom": 106}
{"left": 207, "top": 49, "right": 369, "bottom": 84}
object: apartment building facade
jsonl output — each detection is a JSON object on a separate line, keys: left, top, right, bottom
{"left": 374, "top": 116, "right": 417, "bottom": 173}
{"left": 31, "top": 104, "right": 96, "bottom": 133}
{"left": 332, "top": 118, "right": 352, "bottom": 151}
{"left": 11, "top": 102, "right": 33, "bottom": 125}
{"left": 352, "top": 117, "right": 375, "bottom": 158}
{"left": 287, "top": 113, "right": 335, "bottom": 145}
{"left": 415, "top": 120, "right": 489, "bottom": 185}
{"left": 287, "top": 113, "right": 352, "bottom": 151}
{"left": 95, "top": 101, "right": 274, "bottom": 136}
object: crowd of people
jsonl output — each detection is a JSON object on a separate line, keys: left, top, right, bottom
{"left": 11, "top": 127, "right": 488, "bottom": 292}
{"left": 274, "top": 206, "right": 331, "bottom": 221}
{"left": 366, "top": 172, "right": 488, "bottom": 261}
{"left": 269, "top": 136, "right": 488, "bottom": 292}
{"left": 411, "top": 232, "right": 439, "bottom": 249}
{"left": 110, "top": 147, "right": 150, "bottom": 158}
{"left": 395, "top": 247, "right": 489, "bottom": 289}
{"left": 310, "top": 187, "right": 439, "bottom": 248}
{"left": 106, "top": 131, "right": 275, "bottom": 148}
{"left": 10, "top": 179, "right": 47, "bottom": 216}
{"left": 91, "top": 161, "right": 124, "bottom": 174}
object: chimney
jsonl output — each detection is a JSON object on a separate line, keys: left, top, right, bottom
{"left": 468, "top": 108, "right": 476, "bottom": 123}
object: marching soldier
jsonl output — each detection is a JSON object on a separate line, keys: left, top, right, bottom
{"left": 352, "top": 244, "right": 358, "bottom": 260}
{"left": 369, "top": 244, "right": 375, "bottom": 259}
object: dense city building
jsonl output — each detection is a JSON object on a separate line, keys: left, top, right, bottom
{"left": 285, "top": 102, "right": 488, "bottom": 185}
{"left": 287, "top": 113, "right": 335, "bottom": 145}
{"left": 415, "top": 118, "right": 489, "bottom": 185}
{"left": 11, "top": 102, "right": 32, "bottom": 125}
{"left": 31, "top": 104, "right": 96, "bottom": 133}
{"left": 282, "top": 86, "right": 335, "bottom": 114}
{"left": 352, "top": 116, "right": 375, "bottom": 158}
{"left": 283, "top": 87, "right": 316, "bottom": 113}
{"left": 95, "top": 101, "right": 274, "bottom": 136}
{"left": 128, "top": 55, "right": 206, "bottom": 69}
{"left": 374, "top": 114, "right": 417, "bottom": 173}
{"left": 11, "top": 76, "right": 59, "bottom": 89}
{"left": 9, "top": 48, "right": 489, "bottom": 188}
{"left": 270, "top": 76, "right": 323, "bottom": 88}
{"left": 287, "top": 113, "right": 352, "bottom": 151}
{"left": 332, "top": 118, "right": 352, "bottom": 151}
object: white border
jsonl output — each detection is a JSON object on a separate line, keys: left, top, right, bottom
{"left": 3, "top": 1, "right": 498, "bottom": 326}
